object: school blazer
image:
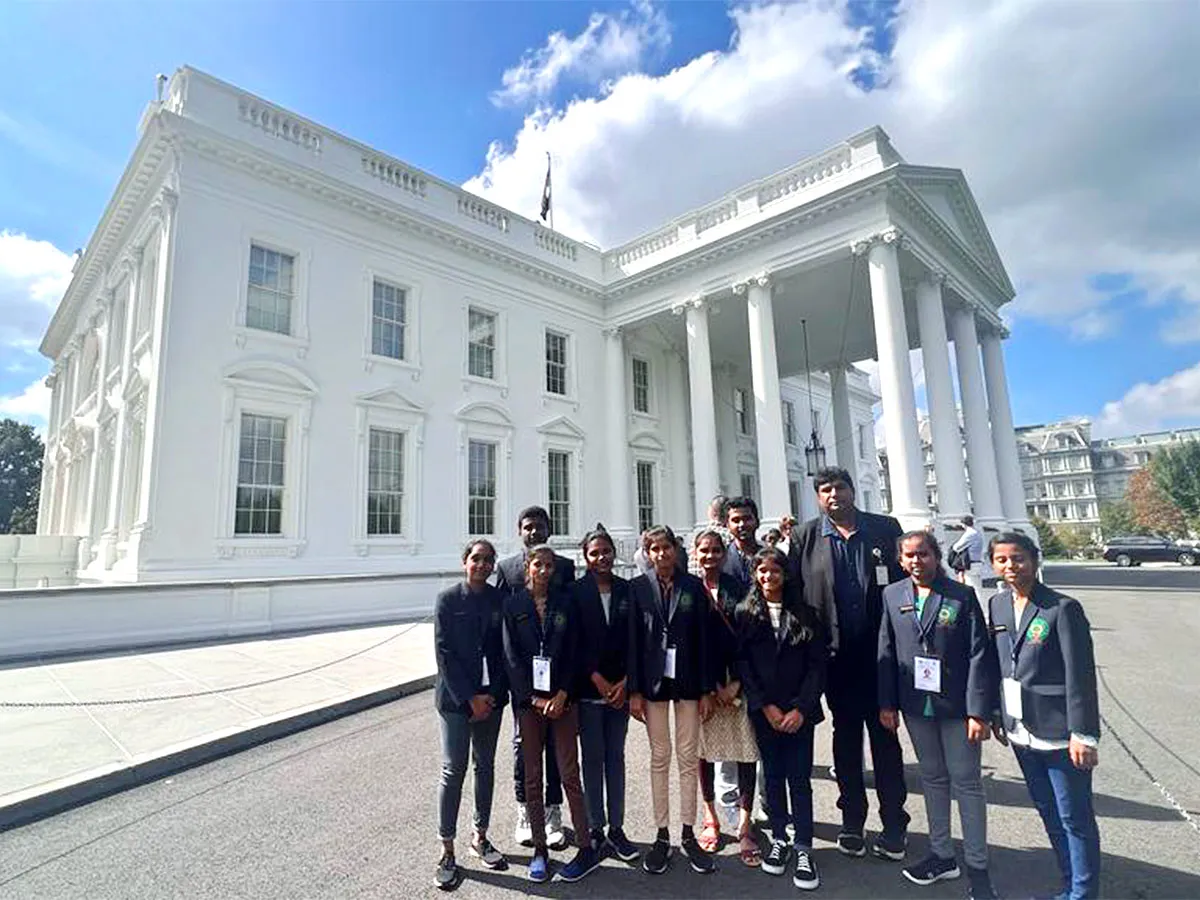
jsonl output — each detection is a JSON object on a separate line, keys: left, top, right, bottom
{"left": 494, "top": 550, "right": 576, "bottom": 597}
{"left": 877, "top": 576, "right": 999, "bottom": 721}
{"left": 735, "top": 600, "right": 827, "bottom": 724}
{"left": 988, "top": 583, "right": 1101, "bottom": 742}
{"left": 627, "top": 571, "right": 711, "bottom": 701}
{"left": 433, "top": 582, "right": 509, "bottom": 714}
{"left": 704, "top": 572, "right": 748, "bottom": 689}
{"left": 786, "top": 510, "right": 905, "bottom": 652}
{"left": 502, "top": 587, "right": 579, "bottom": 710}
{"left": 572, "top": 572, "right": 633, "bottom": 701}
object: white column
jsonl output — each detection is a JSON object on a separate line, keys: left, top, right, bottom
{"left": 712, "top": 364, "right": 740, "bottom": 496}
{"left": 828, "top": 366, "right": 857, "bottom": 486}
{"left": 80, "top": 300, "right": 112, "bottom": 561}
{"left": 665, "top": 349, "right": 692, "bottom": 530}
{"left": 981, "top": 329, "right": 1032, "bottom": 533}
{"left": 36, "top": 372, "right": 58, "bottom": 534}
{"left": 741, "top": 274, "right": 790, "bottom": 522}
{"left": 949, "top": 305, "right": 1005, "bottom": 528}
{"left": 915, "top": 273, "right": 970, "bottom": 522}
{"left": 861, "top": 231, "right": 929, "bottom": 528}
{"left": 603, "top": 327, "right": 635, "bottom": 537}
{"left": 684, "top": 299, "right": 720, "bottom": 524}
{"left": 100, "top": 267, "right": 142, "bottom": 567}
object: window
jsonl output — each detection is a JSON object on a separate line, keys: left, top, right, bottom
{"left": 783, "top": 400, "right": 796, "bottom": 445}
{"left": 636, "top": 461, "right": 656, "bottom": 534}
{"left": 858, "top": 423, "right": 867, "bottom": 460}
{"left": 366, "top": 428, "right": 405, "bottom": 536}
{"left": 740, "top": 472, "right": 756, "bottom": 502}
{"left": 246, "top": 244, "right": 295, "bottom": 335}
{"left": 467, "top": 440, "right": 497, "bottom": 535}
{"left": 545, "top": 330, "right": 568, "bottom": 395}
{"left": 234, "top": 413, "right": 286, "bottom": 535}
{"left": 735, "top": 388, "right": 750, "bottom": 435}
{"left": 547, "top": 450, "right": 571, "bottom": 535}
{"left": 862, "top": 489, "right": 873, "bottom": 512}
{"left": 632, "top": 357, "right": 650, "bottom": 413}
{"left": 788, "top": 480, "right": 801, "bottom": 518}
{"left": 467, "top": 308, "right": 496, "bottom": 379}
{"left": 370, "top": 279, "right": 407, "bottom": 361}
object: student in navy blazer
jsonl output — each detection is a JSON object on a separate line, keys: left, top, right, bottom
{"left": 987, "top": 532, "right": 1101, "bottom": 900}
{"left": 878, "top": 531, "right": 1000, "bottom": 897}
{"left": 432, "top": 540, "right": 510, "bottom": 888}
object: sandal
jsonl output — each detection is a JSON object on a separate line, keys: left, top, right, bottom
{"left": 698, "top": 817, "right": 721, "bottom": 853}
{"left": 739, "top": 830, "right": 762, "bottom": 867}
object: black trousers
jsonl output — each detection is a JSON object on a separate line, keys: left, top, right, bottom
{"left": 826, "top": 645, "right": 910, "bottom": 836}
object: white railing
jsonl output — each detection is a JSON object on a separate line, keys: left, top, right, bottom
{"left": 613, "top": 226, "right": 680, "bottom": 267}
{"left": 361, "top": 154, "right": 427, "bottom": 198}
{"left": 456, "top": 196, "right": 510, "bottom": 233}
{"left": 695, "top": 198, "right": 738, "bottom": 234}
{"left": 534, "top": 227, "right": 578, "bottom": 261}
{"left": 756, "top": 146, "right": 852, "bottom": 207}
{"left": 237, "top": 99, "right": 323, "bottom": 154}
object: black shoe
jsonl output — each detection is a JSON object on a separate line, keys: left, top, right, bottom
{"left": 590, "top": 830, "right": 607, "bottom": 857}
{"left": 607, "top": 827, "right": 640, "bottom": 863}
{"left": 902, "top": 854, "right": 961, "bottom": 885}
{"left": 836, "top": 830, "right": 866, "bottom": 857}
{"left": 642, "top": 838, "right": 671, "bottom": 874}
{"left": 681, "top": 834, "right": 716, "bottom": 875}
{"left": 434, "top": 852, "right": 459, "bottom": 890}
{"left": 967, "top": 866, "right": 998, "bottom": 899}
{"left": 871, "top": 830, "right": 908, "bottom": 861}
{"left": 793, "top": 848, "right": 820, "bottom": 891}
{"left": 720, "top": 787, "right": 741, "bottom": 807}
{"left": 762, "top": 838, "right": 791, "bottom": 876}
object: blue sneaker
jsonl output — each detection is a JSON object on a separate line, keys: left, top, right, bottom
{"left": 556, "top": 846, "right": 601, "bottom": 883}
{"left": 528, "top": 852, "right": 550, "bottom": 883}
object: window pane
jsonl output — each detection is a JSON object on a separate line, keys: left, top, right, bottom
{"left": 545, "top": 331, "right": 567, "bottom": 395}
{"left": 636, "top": 461, "right": 655, "bottom": 534}
{"left": 468, "top": 309, "right": 496, "bottom": 379}
{"left": 371, "top": 279, "right": 407, "bottom": 360}
{"left": 632, "top": 358, "right": 649, "bottom": 413}
{"left": 467, "top": 440, "right": 497, "bottom": 534}
{"left": 367, "top": 428, "right": 405, "bottom": 536}
{"left": 235, "top": 413, "right": 286, "bottom": 535}
{"left": 548, "top": 450, "right": 570, "bottom": 536}
{"left": 246, "top": 245, "right": 295, "bottom": 336}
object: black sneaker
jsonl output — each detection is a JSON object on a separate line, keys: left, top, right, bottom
{"left": 836, "top": 830, "right": 866, "bottom": 857}
{"left": 762, "top": 838, "right": 791, "bottom": 876}
{"left": 643, "top": 838, "right": 672, "bottom": 874}
{"left": 469, "top": 836, "right": 506, "bottom": 870}
{"left": 434, "top": 852, "right": 459, "bottom": 890}
{"left": 682, "top": 834, "right": 716, "bottom": 875}
{"left": 720, "top": 787, "right": 741, "bottom": 807}
{"left": 967, "top": 866, "right": 998, "bottom": 899}
{"left": 793, "top": 848, "right": 820, "bottom": 891}
{"left": 903, "top": 854, "right": 961, "bottom": 886}
{"left": 607, "top": 827, "right": 640, "bottom": 863}
{"left": 871, "top": 830, "right": 908, "bottom": 861}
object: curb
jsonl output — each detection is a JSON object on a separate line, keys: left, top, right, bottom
{"left": 0, "top": 673, "right": 434, "bottom": 831}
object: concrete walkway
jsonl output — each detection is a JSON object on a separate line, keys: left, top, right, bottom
{"left": 0, "top": 620, "right": 434, "bottom": 828}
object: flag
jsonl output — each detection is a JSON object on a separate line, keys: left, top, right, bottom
{"left": 540, "top": 152, "right": 552, "bottom": 223}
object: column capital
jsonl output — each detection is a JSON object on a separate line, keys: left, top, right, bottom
{"left": 732, "top": 271, "right": 771, "bottom": 295}
{"left": 851, "top": 226, "right": 903, "bottom": 256}
{"left": 921, "top": 266, "right": 948, "bottom": 287}
{"left": 600, "top": 325, "right": 624, "bottom": 339}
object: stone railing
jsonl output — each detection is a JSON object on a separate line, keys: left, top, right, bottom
{"left": 533, "top": 227, "right": 578, "bottom": 261}
{"left": 613, "top": 225, "right": 680, "bottom": 267}
{"left": 361, "top": 154, "right": 427, "bottom": 198}
{"left": 0, "top": 535, "right": 81, "bottom": 589}
{"left": 696, "top": 198, "right": 738, "bottom": 234}
{"left": 456, "top": 196, "right": 510, "bottom": 233}
{"left": 237, "top": 98, "right": 323, "bottom": 154}
{"left": 756, "top": 146, "right": 852, "bottom": 207}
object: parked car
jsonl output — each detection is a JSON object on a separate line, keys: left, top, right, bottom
{"left": 1101, "top": 535, "right": 1198, "bottom": 567}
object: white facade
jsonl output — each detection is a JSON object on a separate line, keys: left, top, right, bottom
{"left": 36, "top": 67, "right": 1025, "bottom": 598}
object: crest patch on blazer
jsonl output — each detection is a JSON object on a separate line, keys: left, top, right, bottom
{"left": 937, "top": 603, "right": 959, "bottom": 627}
{"left": 1026, "top": 616, "right": 1050, "bottom": 645}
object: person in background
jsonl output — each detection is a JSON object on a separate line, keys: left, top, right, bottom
{"left": 738, "top": 547, "right": 826, "bottom": 891}
{"left": 628, "top": 525, "right": 716, "bottom": 876}
{"left": 988, "top": 532, "right": 1101, "bottom": 900}
{"left": 573, "top": 525, "right": 640, "bottom": 864}
{"left": 778, "top": 515, "right": 797, "bottom": 555}
{"left": 763, "top": 528, "right": 784, "bottom": 549}
{"left": 878, "top": 531, "right": 1000, "bottom": 900}
{"left": 951, "top": 516, "right": 985, "bottom": 597}
{"left": 494, "top": 506, "right": 575, "bottom": 849}
{"left": 502, "top": 545, "right": 598, "bottom": 884}
{"left": 723, "top": 496, "right": 763, "bottom": 592}
{"left": 433, "top": 540, "right": 510, "bottom": 889}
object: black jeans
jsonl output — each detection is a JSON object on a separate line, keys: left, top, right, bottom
{"left": 578, "top": 701, "right": 629, "bottom": 832}
{"left": 513, "top": 713, "right": 562, "bottom": 805}
{"left": 751, "top": 711, "right": 816, "bottom": 847}
{"left": 826, "top": 646, "right": 910, "bottom": 836}
{"left": 699, "top": 759, "right": 757, "bottom": 811}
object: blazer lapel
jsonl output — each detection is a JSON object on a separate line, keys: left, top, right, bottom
{"left": 917, "top": 585, "right": 942, "bottom": 635}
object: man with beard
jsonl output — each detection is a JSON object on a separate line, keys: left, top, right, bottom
{"left": 721, "top": 496, "right": 763, "bottom": 593}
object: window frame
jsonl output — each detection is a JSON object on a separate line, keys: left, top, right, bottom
{"left": 234, "top": 233, "right": 310, "bottom": 353}
{"left": 546, "top": 449, "right": 572, "bottom": 537}
{"left": 457, "top": 401, "right": 514, "bottom": 540}
{"left": 363, "top": 268, "right": 423, "bottom": 377}
{"left": 467, "top": 439, "right": 499, "bottom": 537}
{"left": 544, "top": 328, "right": 570, "bottom": 398}
{"left": 233, "top": 412, "right": 288, "bottom": 537}
{"left": 351, "top": 388, "right": 426, "bottom": 555}
{"left": 631, "top": 356, "right": 652, "bottom": 415}
{"left": 734, "top": 387, "right": 751, "bottom": 436}
{"left": 783, "top": 399, "right": 796, "bottom": 446}
{"left": 635, "top": 459, "right": 657, "bottom": 534}
{"left": 463, "top": 302, "right": 507, "bottom": 388}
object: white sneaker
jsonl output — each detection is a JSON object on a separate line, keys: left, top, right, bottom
{"left": 546, "top": 804, "right": 567, "bottom": 850}
{"left": 514, "top": 803, "right": 533, "bottom": 847}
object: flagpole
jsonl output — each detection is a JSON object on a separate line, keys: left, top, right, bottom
{"left": 547, "top": 151, "right": 554, "bottom": 232}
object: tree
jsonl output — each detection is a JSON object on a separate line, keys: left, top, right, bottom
{"left": 1031, "top": 515, "right": 1065, "bottom": 558}
{"left": 1054, "top": 524, "right": 1094, "bottom": 559}
{"left": 0, "top": 419, "right": 43, "bottom": 534}
{"left": 1099, "top": 500, "right": 1143, "bottom": 540}
{"left": 1151, "top": 439, "right": 1200, "bottom": 529}
{"left": 1126, "top": 467, "right": 1188, "bottom": 539}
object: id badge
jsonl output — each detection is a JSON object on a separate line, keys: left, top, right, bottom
{"left": 875, "top": 565, "right": 891, "bottom": 586}
{"left": 664, "top": 645, "right": 677, "bottom": 679}
{"left": 1002, "top": 677, "right": 1023, "bottom": 720}
{"left": 481, "top": 656, "right": 490, "bottom": 688}
{"left": 914, "top": 655, "right": 941, "bottom": 693}
{"left": 533, "top": 655, "right": 552, "bottom": 692}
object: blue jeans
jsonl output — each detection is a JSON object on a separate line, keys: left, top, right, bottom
{"left": 751, "top": 711, "right": 816, "bottom": 848}
{"left": 437, "top": 707, "right": 504, "bottom": 840}
{"left": 578, "top": 701, "right": 629, "bottom": 832}
{"left": 1014, "top": 745, "right": 1101, "bottom": 899}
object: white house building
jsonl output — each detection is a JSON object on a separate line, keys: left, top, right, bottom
{"left": 35, "top": 67, "right": 1027, "bottom": 601}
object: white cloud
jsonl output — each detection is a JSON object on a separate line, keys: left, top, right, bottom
{"left": 0, "top": 378, "right": 50, "bottom": 426}
{"left": 491, "top": 0, "right": 670, "bottom": 106}
{"left": 0, "top": 230, "right": 73, "bottom": 352}
{"left": 1093, "top": 363, "right": 1200, "bottom": 438}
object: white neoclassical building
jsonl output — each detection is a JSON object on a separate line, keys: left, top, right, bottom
{"left": 35, "top": 66, "right": 1029, "bottom": 593}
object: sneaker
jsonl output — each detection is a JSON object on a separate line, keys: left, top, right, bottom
{"left": 720, "top": 787, "right": 741, "bottom": 807}
{"left": 902, "top": 854, "right": 961, "bottom": 886}
{"left": 514, "top": 803, "right": 533, "bottom": 847}
{"left": 752, "top": 804, "right": 771, "bottom": 825}
{"left": 528, "top": 852, "right": 550, "bottom": 883}
{"left": 434, "top": 852, "right": 459, "bottom": 890}
{"left": 681, "top": 833, "right": 716, "bottom": 874}
{"left": 793, "top": 849, "right": 820, "bottom": 891}
{"left": 546, "top": 804, "right": 568, "bottom": 851}
{"left": 642, "top": 838, "right": 672, "bottom": 874}
{"left": 871, "top": 830, "right": 908, "bottom": 862}
{"left": 468, "top": 835, "right": 506, "bottom": 870}
{"left": 967, "top": 866, "right": 998, "bottom": 900}
{"left": 607, "top": 827, "right": 640, "bottom": 863}
{"left": 556, "top": 846, "right": 601, "bottom": 883}
{"left": 836, "top": 830, "right": 866, "bottom": 857}
{"left": 762, "top": 839, "right": 791, "bottom": 876}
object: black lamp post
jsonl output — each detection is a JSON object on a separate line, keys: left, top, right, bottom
{"left": 801, "top": 318, "right": 827, "bottom": 476}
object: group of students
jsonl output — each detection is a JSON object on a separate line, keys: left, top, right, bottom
{"left": 432, "top": 467, "right": 1102, "bottom": 900}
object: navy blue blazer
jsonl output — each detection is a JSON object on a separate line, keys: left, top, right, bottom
{"left": 502, "top": 587, "right": 579, "bottom": 709}
{"left": 877, "top": 576, "right": 999, "bottom": 721}
{"left": 434, "top": 582, "right": 509, "bottom": 714}
{"left": 988, "top": 583, "right": 1100, "bottom": 742}
{"left": 572, "top": 572, "right": 633, "bottom": 701}
{"left": 703, "top": 572, "right": 748, "bottom": 689}
{"left": 735, "top": 598, "right": 826, "bottom": 723}
{"left": 494, "top": 550, "right": 576, "bottom": 596}
{"left": 627, "top": 571, "right": 711, "bottom": 701}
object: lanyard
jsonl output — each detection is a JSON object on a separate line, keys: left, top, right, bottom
{"left": 909, "top": 585, "right": 938, "bottom": 654}
{"left": 535, "top": 594, "right": 557, "bottom": 657}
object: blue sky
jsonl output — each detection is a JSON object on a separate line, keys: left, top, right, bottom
{"left": 2, "top": 0, "right": 1198, "bottom": 438}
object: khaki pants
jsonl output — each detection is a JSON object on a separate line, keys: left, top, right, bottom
{"left": 644, "top": 699, "right": 700, "bottom": 830}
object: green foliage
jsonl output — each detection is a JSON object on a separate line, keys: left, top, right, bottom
{"left": 1099, "top": 500, "right": 1144, "bottom": 540}
{"left": 1127, "top": 467, "right": 1189, "bottom": 539}
{"left": 1030, "top": 515, "right": 1065, "bottom": 558}
{"left": 1053, "top": 524, "right": 1094, "bottom": 559}
{"left": 0, "top": 419, "right": 43, "bottom": 534}
{"left": 1151, "top": 440, "right": 1200, "bottom": 530}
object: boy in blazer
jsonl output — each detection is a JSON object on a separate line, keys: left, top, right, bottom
{"left": 878, "top": 531, "right": 1000, "bottom": 899}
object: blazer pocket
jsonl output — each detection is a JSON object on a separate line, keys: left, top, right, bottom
{"left": 1029, "top": 683, "right": 1068, "bottom": 696}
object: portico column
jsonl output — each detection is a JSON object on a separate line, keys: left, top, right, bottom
{"left": 859, "top": 230, "right": 928, "bottom": 528}
{"left": 682, "top": 298, "right": 720, "bottom": 524}
{"left": 712, "top": 364, "right": 740, "bottom": 495}
{"left": 949, "top": 305, "right": 1005, "bottom": 528}
{"left": 603, "top": 327, "right": 635, "bottom": 538}
{"left": 36, "top": 372, "right": 58, "bottom": 534}
{"left": 828, "top": 366, "right": 857, "bottom": 486}
{"left": 981, "top": 329, "right": 1032, "bottom": 534}
{"left": 100, "top": 266, "right": 141, "bottom": 567}
{"left": 81, "top": 298, "right": 112, "bottom": 561}
{"left": 915, "top": 273, "right": 970, "bottom": 522}
{"left": 739, "top": 273, "right": 790, "bottom": 522}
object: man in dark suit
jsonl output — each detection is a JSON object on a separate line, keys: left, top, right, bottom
{"left": 787, "top": 467, "right": 910, "bottom": 861}
{"left": 493, "top": 505, "right": 576, "bottom": 848}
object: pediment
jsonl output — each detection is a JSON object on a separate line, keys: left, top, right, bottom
{"left": 629, "top": 430, "right": 666, "bottom": 452}
{"left": 536, "top": 415, "right": 585, "bottom": 441}
{"left": 356, "top": 386, "right": 424, "bottom": 413}
{"left": 222, "top": 359, "right": 317, "bottom": 394}
{"left": 455, "top": 400, "right": 513, "bottom": 428}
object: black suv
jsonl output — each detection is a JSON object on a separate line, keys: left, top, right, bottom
{"left": 1102, "top": 535, "right": 1198, "bottom": 567}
